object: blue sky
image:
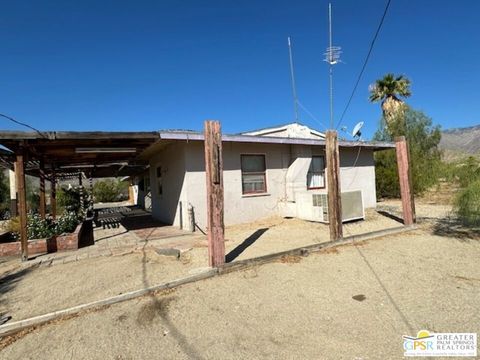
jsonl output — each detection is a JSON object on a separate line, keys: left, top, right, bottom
{"left": 1, "top": 0, "right": 479, "bottom": 139}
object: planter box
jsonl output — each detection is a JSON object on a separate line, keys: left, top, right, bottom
{"left": 0, "top": 238, "right": 48, "bottom": 257}
{"left": 49, "top": 219, "right": 94, "bottom": 252}
{"left": 0, "top": 219, "right": 94, "bottom": 257}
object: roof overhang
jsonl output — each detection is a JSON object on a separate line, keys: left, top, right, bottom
{"left": 0, "top": 131, "right": 160, "bottom": 179}
{"left": 0, "top": 129, "right": 394, "bottom": 179}
{"left": 158, "top": 131, "right": 395, "bottom": 150}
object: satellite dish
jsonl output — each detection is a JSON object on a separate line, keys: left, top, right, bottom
{"left": 352, "top": 121, "right": 364, "bottom": 139}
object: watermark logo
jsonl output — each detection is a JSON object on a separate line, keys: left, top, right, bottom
{"left": 403, "top": 330, "right": 477, "bottom": 357}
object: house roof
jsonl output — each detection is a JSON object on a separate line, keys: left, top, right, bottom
{"left": 241, "top": 122, "right": 326, "bottom": 139}
{"left": 157, "top": 130, "right": 394, "bottom": 149}
{"left": 0, "top": 129, "right": 394, "bottom": 179}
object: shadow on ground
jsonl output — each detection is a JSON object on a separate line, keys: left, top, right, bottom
{"left": 353, "top": 244, "right": 415, "bottom": 334}
{"left": 376, "top": 210, "right": 404, "bottom": 224}
{"left": 226, "top": 228, "right": 269, "bottom": 263}
{"left": 432, "top": 218, "right": 480, "bottom": 241}
{"left": 0, "top": 267, "right": 32, "bottom": 322}
{"left": 137, "top": 242, "right": 204, "bottom": 359}
{"left": 121, "top": 214, "right": 169, "bottom": 231}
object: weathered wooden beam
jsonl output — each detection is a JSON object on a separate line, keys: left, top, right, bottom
{"left": 326, "top": 130, "right": 343, "bottom": 241}
{"left": 15, "top": 150, "right": 28, "bottom": 261}
{"left": 39, "top": 160, "right": 46, "bottom": 219}
{"left": 395, "top": 136, "right": 416, "bottom": 225}
{"left": 8, "top": 168, "right": 17, "bottom": 217}
{"left": 78, "top": 172, "right": 85, "bottom": 213}
{"left": 204, "top": 120, "right": 225, "bottom": 267}
{"left": 50, "top": 168, "right": 57, "bottom": 220}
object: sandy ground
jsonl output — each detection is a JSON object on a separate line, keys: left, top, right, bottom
{"left": 223, "top": 208, "right": 401, "bottom": 261}
{"left": 0, "top": 209, "right": 401, "bottom": 323}
{"left": 1, "top": 200, "right": 479, "bottom": 359}
{"left": 1, "top": 226, "right": 479, "bottom": 359}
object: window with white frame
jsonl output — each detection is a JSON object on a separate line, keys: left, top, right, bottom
{"left": 241, "top": 154, "right": 267, "bottom": 194}
{"left": 307, "top": 155, "right": 325, "bottom": 189}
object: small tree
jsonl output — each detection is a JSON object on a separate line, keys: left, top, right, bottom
{"left": 452, "top": 156, "right": 480, "bottom": 226}
{"left": 57, "top": 186, "right": 83, "bottom": 215}
{"left": 374, "top": 108, "right": 442, "bottom": 198}
{"left": 454, "top": 180, "right": 480, "bottom": 226}
{"left": 93, "top": 179, "right": 128, "bottom": 203}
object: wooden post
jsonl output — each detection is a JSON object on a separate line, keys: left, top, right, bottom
{"left": 8, "top": 168, "right": 17, "bottom": 217}
{"left": 204, "top": 120, "right": 225, "bottom": 267}
{"left": 15, "top": 150, "right": 28, "bottom": 261}
{"left": 395, "top": 136, "right": 416, "bottom": 225}
{"left": 78, "top": 172, "right": 84, "bottom": 214}
{"left": 39, "top": 160, "right": 46, "bottom": 219}
{"left": 50, "top": 169, "right": 57, "bottom": 220}
{"left": 128, "top": 180, "right": 134, "bottom": 205}
{"left": 326, "top": 130, "right": 343, "bottom": 241}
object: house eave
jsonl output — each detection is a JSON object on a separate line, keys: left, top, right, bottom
{"left": 158, "top": 131, "right": 394, "bottom": 150}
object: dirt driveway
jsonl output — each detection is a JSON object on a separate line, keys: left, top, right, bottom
{"left": 1, "top": 224, "right": 479, "bottom": 359}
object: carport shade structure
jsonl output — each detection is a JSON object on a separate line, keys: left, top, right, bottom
{"left": 0, "top": 130, "right": 161, "bottom": 261}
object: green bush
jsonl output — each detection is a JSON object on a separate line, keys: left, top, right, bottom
{"left": 93, "top": 179, "right": 128, "bottom": 203}
{"left": 57, "top": 186, "right": 83, "bottom": 214}
{"left": 9, "top": 211, "right": 81, "bottom": 240}
{"left": 27, "top": 213, "right": 56, "bottom": 239}
{"left": 373, "top": 108, "right": 442, "bottom": 198}
{"left": 454, "top": 180, "right": 480, "bottom": 226}
{"left": 456, "top": 157, "right": 480, "bottom": 188}
{"left": 55, "top": 211, "right": 80, "bottom": 235}
{"left": 373, "top": 149, "right": 399, "bottom": 198}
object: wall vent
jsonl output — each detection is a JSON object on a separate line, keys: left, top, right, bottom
{"left": 312, "top": 193, "right": 328, "bottom": 219}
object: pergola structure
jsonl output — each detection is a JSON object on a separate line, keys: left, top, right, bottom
{"left": 0, "top": 130, "right": 161, "bottom": 261}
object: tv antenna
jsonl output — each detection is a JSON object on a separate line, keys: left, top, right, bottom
{"left": 324, "top": 3, "right": 342, "bottom": 129}
{"left": 287, "top": 36, "right": 299, "bottom": 123}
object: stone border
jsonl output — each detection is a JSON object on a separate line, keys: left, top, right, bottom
{"left": 0, "top": 225, "right": 416, "bottom": 338}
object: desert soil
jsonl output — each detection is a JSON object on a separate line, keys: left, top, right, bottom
{"left": 0, "top": 202, "right": 479, "bottom": 359}
{"left": 1, "top": 225, "right": 479, "bottom": 359}
{"left": 0, "top": 209, "right": 401, "bottom": 322}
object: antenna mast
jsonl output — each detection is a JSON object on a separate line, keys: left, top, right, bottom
{"left": 324, "top": 3, "right": 342, "bottom": 129}
{"left": 287, "top": 36, "right": 299, "bottom": 123}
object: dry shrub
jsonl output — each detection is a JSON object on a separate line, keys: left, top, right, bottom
{"left": 279, "top": 255, "right": 302, "bottom": 264}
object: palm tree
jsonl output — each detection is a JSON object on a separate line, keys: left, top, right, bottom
{"left": 369, "top": 73, "right": 411, "bottom": 129}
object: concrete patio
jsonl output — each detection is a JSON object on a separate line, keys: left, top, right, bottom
{"left": 14, "top": 206, "right": 207, "bottom": 269}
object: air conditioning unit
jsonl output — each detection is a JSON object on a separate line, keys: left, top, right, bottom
{"left": 313, "top": 190, "right": 364, "bottom": 222}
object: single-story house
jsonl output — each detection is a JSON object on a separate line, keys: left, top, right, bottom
{"left": 133, "top": 122, "right": 394, "bottom": 231}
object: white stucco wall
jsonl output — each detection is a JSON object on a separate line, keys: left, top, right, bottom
{"left": 148, "top": 143, "right": 188, "bottom": 227}
{"left": 340, "top": 147, "right": 377, "bottom": 208}
{"left": 146, "top": 141, "right": 378, "bottom": 228}
{"left": 183, "top": 141, "right": 290, "bottom": 231}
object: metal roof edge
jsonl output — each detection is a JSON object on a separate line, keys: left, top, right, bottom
{"left": 158, "top": 131, "right": 394, "bottom": 149}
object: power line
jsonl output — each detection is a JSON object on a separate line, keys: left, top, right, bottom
{"left": 0, "top": 113, "right": 46, "bottom": 138}
{"left": 296, "top": 100, "right": 329, "bottom": 131}
{"left": 335, "top": 0, "right": 392, "bottom": 130}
